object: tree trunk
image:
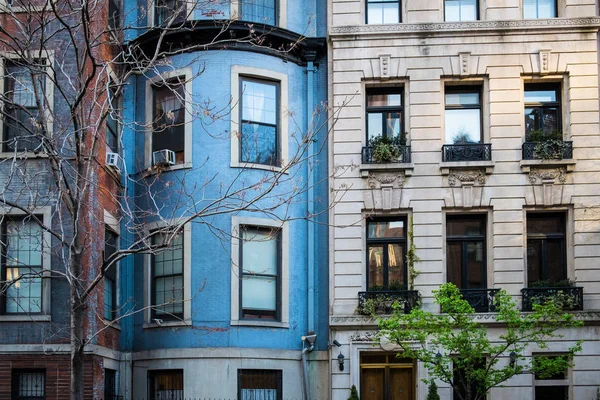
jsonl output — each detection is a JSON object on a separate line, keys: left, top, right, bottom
{"left": 70, "top": 252, "right": 85, "bottom": 400}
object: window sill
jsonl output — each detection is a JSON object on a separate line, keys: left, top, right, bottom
{"left": 440, "top": 160, "right": 494, "bottom": 175}
{"left": 0, "top": 5, "right": 46, "bottom": 12}
{"left": 0, "top": 314, "right": 51, "bottom": 322}
{"left": 520, "top": 159, "right": 576, "bottom": 173}
{"left": 230, "top": 320, "right": 289, "bottom": 329}
{"left": 360, "top": 163, "right": 414, "bottom": 176}
{"left": 103, "top": 320, "right": 121, "bottom": 330}
{"left": 141, "top": 162, "right": 193, "bottom": 177}
{"left": 230, "top": 161, "right": 287, "bottom": 174}
{"left": 143, "top": 319, "right": 191, "bottom": 329}
{"left": 0, "top": 152, "right": 48, "bottom": 159}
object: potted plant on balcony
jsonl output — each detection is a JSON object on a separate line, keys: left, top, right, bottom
{"left": 368, "top": 135, "right": 406, "bottom": 163}
{"left": 526, "top": 129, "right": 566, "bottom": 160}
{"left": 527, "top": 279, "right": 581, "bottom": 311}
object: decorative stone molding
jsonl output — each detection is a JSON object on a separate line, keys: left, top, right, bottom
{"left": 459, "top": 52, "right": 471, "bottom": 77}
{"left": 364, "top": 172, "right": 407, "bottom": 211}
{"left": 448, "top": 169, "right": 486, "bottom": 186}
{"left": 330, "top": 18, "right": 600, "bottom": 36}
{"left": 539, "top": 49, "right": 551, "bottom": 75}
{"left": 379, "top": 54, "right": 391, "bottom": 79}
{"left": 330, "top": 315, "right": 378, "bottom": 325}
{"left": 350, "top": 331, "right": 379, "bottom": 342}
{"left": 528, "top": 167, "right": 567, "bottom": 184}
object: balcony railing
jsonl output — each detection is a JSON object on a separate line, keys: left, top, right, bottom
{"left": 357, "top": 290, "right": 420, "bottom": 315}
{"left": 362, "top": 145, "right": 411, "bottom": 164}
{"left": 460, "top": 288, "right": 500, "bottom": 313}
{"left": 442, "top": 143, "right": 492, "bottom": 162}
{"left": 522, "top": 141, "right": 573, "bottom": 160}
{"left": 521, "top": 286, "right": 583, "bottom": 312}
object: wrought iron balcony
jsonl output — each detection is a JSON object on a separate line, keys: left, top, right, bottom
{"left": 521, "top": 286, "right": 583, "bottom": 312}
{"left": 442, "top": 143, "right": 492, "bottom": 162}
{"left": 362, "top": 145, "right": 411, "bottom": 164}
{"left": 522, "top": 141, "right": 573, "bottom": 160}
{"left": 357, "top": 290, "right": 420, "bottom": 315}
{"left": 460, "top": 288, "right": 500, "bottom": 313}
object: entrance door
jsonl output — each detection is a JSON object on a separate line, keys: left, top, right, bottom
{"left": 360, "top": 354, "right": 415, "bottom": 400}
{"left": 389, "top": 368, "right": 413, "bottom": 400}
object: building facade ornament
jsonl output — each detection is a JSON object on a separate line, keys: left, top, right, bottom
{"left": 448, "top": 169, "right": 486, "bottom": 186}
{"left": 350, "top": 331, "right": 379, "bottom": 342}
{"left": 529, "top": 167, "right": 567, "bottom": 184}
{"left": 539, "top": 49, "right": 551, "bottom": 74}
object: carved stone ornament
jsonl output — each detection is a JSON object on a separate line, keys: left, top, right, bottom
{"left": 459, "top": 52, "right": 471, "bottom": 77}
{"left": 529, "top": 167, "right": 566, "bottom": 184}
{"left": 380, "top": 54, "right": 391, "bottom": 79}
{"left": 448, "top": 169, "right": 486, "bottom": 186}
{"left": 539, "top": 49, "right": 551, "bottom": 74}
{"left": 367, "top": 172, "right": 406, "bottom": 189}
{"left": 350, "top": 331, "right": 379, "bottom": 342}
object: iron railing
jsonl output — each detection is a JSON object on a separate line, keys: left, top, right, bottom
{"left": 521, "top": 286, "right": 583, "bottom": 312}
{"left": 357, "top": 290, "right": 420, "bottom": 315}
{"left": 442, "top": 143, "right": 492, "bottom": 162}
{"left": 362, "top": 145, "right": 411, "bottom": 164}
{"left": 522, "top": 141, "right": 573, "bottom": 160}
{"left": 459, "top": 288, "right": 500, "bottom": 313}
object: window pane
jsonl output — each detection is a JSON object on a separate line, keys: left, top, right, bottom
{"left": 523, "top": 0, "right": 537, "bottom": 18}
{"left": 239, "top": 370, "right": 281, "bottom": 400}
{"left": 368, "top": 245, "right": 384, "bottom": 288}
{"left": 466, "top": 241, "right": 485, "bottom": 288}
{"left": 241, "top": 122, "right": 277, "bottom": 165}
{"left": 6, "top": 267, "right": 42, "bottom": 313}
{"left": 368, "top": 93, "right": 402, "bottom": 107}
{"left": 447, "top": 242, "right": 463, "bottom": 288}
{"left": 388, "top": 243, "right": 405, "bottom": 287}
{"left": 547, "top": 239, "right": 566, "bottom": 282}
{"left": 525, "top": 107, "right": 541, "bottom": 134}
{"left": 242, "top": 80, "right": 277, "bottom": 125}
{"left": 16, "top": 371, "right": 45, "bottom": 397}
{"left": 538, "top": 0, "right": 556, "bottom": 18}
{"left": 382, "top": 3, "right": 400, "bottom": 23}
{"left": 527, "top": 240, "right": 543, "bottom": 284}
{"left": 104, "top": 277, "right": 115, "bottom": 320}
{"left": 527, "top": 214, "right": 564, "bottom": 235}
{"left": 152, "top": 81, "right": 185, "bottom": 155}
{"left": 242, "top": 228, "right": 278, "bottom": 275}
{"left": 534, "top": 386, "right": 568, "bottom": 400}
{"left": 525, "top": 90, "right": 558, "bottom": 103}
{"left": 152, "top": 233, "right": 183, "bottom": 277}
{"left": 6, "top": 220, "right": 43, "bottom": 266}
{"left": 149, "top": 371, "right": 183, "bottom": 400}
{"left": 446, "top": 92, "right": 480, "bottom": 105}
{"left": 445, "top": 109, "right": 481, "bottom": 144}
{"left": 367, "top": 4, "right": 384, "bottom": 24}
{"left": 461, "top": 0, "right": 477, "bottom": 20}
{"left": 447, "top": 217, "right": 485, "bottom": 237}
{"left": 385, "top": 112, "right": 402, "bottom": 138}
{"left": 367, "top": 112, "right": 384, "bottom": 140}
{"left": 367, "top": 220, "right": 405, "bottom": 238}
{"left": 242, "top": 275, "right": 276, "bottom": 311}
{"left": 445, "top": 0, "right": 460, "bottom": 21}
{"left": 241, "top": 0, "right": 276, "bottom": 25}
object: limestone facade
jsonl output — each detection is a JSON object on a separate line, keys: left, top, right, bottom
{"left": 328, "top": 1, "right": 600, "bottom": 398}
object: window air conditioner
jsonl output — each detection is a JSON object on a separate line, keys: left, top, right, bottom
{"left": 105, "top": 152, "right": 122, "bottom": 174}
{"left": 152, "top": 149, "right": 176, "bottom": 166}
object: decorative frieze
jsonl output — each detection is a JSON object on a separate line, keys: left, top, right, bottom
{"left": 448, "top": 169, "right": 486, "bottom": 186}
{"left": 528, "top": 167, "right": 567, "bottom": 184}
{"left": 364, "top": 172, "right": 407, "bottom": 211}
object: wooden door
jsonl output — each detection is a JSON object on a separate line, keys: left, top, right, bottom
{"left": 361, "top": 367, "right": 385, "bottom": 400}
{"left": 389, "top": 368, "right": 413, "bottom": 400}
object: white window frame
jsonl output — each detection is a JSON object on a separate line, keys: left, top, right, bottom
{"left": 522, "top": 0, "right": 559, "bottom": 19}
{"left": 0, "top": 206, "right": 52, "bottom": 321}
{"left": 103, "top": 210, "right": 120, "bottom": 326}
{"left": 230, "top": 216, "right": 289, "bottom": 328}
{"left": 144, "top": 67, "right": 193, "bottom": 170}
{"left": 143, "top": 219, "right": 192, "bottom": 328}
{"left": 230, "top": 0, "right": 286, "bottom": 28}
{"left": 230, "top": 66, "right": 288, "bottom": 172}
{"left": 0, "top": 51, "right": 55, "bottom": 158}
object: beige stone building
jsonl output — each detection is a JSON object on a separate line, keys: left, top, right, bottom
{"left": 327, "top": 1, "right": 600, "bottom": 399}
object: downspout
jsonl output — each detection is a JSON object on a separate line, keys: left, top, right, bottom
{"left": 301, "top": 334, "right": 317, "bottom": 400}
{"left": 306, "top": 56, "right": 317, "bottom": 334}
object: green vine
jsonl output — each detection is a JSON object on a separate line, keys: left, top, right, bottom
{"left": 407, "top": 216, "right": 421, "bottom": 290}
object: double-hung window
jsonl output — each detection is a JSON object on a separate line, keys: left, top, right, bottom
{"left": 524, "top": 83, "right": 561, "bottom": 136}
{"left": 106, "top": 83, "right": 121, "bottom": 153}
{"left": 1, "top": 218, "right": 43, "bottom": 314}
{"left": 238, "top": 370, "right": 282, "bottom": 400}
{"left": 445, "top": 87, "right": 482, "bottom": 144}
{"left": 104, "top": 226, "right": 118, "bottom": 321}
{"left": 11, "top": 369, "right": 45, "bottom": 400}
{"left": 148, "top": 370, "right": 183, "bottom": 400}
{"left": 240, "top": 226, "right": 281, "bottom": 320}
{"left": 3, "top": 60, "right": 45, "bottom": 152}
{"left": 366, "top": 219, "right": 406, "bottom": 291}
{"left": 240, "top": 0, "right": 276, "bottom": 25}
{"left": 108, "top": 0, "right": 121, "bottom": 29}
{"left": 152, "top": 78, "right": 186, "bottom": 165}
{"left": 524, "top": 0, "right": 557, "bottom": 18}
{"left": 445, "top": 0, "right": 478, "bottom": 21}
{"left": 366, "top": 0, "right": 400, "bottom": 24}
{"left": 104, "top": 369, "right": 118, "bottom": 400}
{"left": 151, "top": 231, "right": 184, "bottom": 320}
{"left": 240, "top": 78, "right": 279, "bottom": 166}
{"left": 154, "top": 0, "right": 185, "bottom": 25}
{"left": 446, "top": 215, "right": 486, "bottom": 290}
{"left": 366, "top": 89, "right": 403, "bottom": 143}
{"left": 526, "top": 213, "right": 566, "bottom": 286}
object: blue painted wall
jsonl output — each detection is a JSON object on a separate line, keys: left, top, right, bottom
{"left": 120, "top": 0, "right": 328, "bottom": 354}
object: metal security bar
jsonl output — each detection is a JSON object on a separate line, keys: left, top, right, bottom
{"left": 361, "top": 145, "right": 411, "bottom": 164}
{"left": 521, "top": 286, "right": 583, "bottom": 312}
{"left": 12, "top": 370, "right": 45, "bottom": 400}
{"left": 459, "top": 288, "right": 500, "bottom": 313}
{"left": 357, "top": 290, "right": 420, "bottom": 315}
{"left": 522, "top": 141, "right": 573, "bottom": 160}
{"left": 442, "top": 143, "right": 492, "bottom": 162}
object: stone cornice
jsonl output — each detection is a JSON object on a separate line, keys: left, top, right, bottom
{"left": 330, "top": 17, "right": 600, "bottom": 37}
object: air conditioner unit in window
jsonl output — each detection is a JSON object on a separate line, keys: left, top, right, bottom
{"left": 153, "top": 149, "right": 176, "bottom": 166}
{"left": 105, "top": 152, "right": 122, "bottom": 174}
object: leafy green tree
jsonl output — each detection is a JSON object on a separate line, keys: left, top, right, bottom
{"left": 347, "top": 384, "right": 360, "bottom": 400}
{"left": 378, "top": 283, "right": 583, "bottom": 400}
{"left": 426, "top": 381, "right": 440, "bottom": 400}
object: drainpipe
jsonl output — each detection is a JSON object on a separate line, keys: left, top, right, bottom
{"left": 301, "top": 334, "right": 317, "bottom": 400}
